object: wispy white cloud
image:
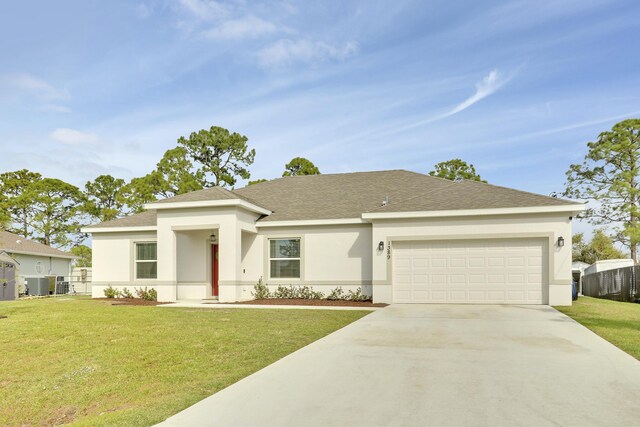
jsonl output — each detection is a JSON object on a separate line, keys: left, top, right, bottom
{"left": 464, "top": 109, "right": 640, "bottom": 151}
{"left": 50, "top": 128, "right": 99, "bottom": 145}
{"left": 0, "top": 73, "right": 72, "bottom": 113}
{"left": 202, "top": 15, "right": 277, "bottom": 40}
{"left": 447, "top": 69, "right": 506, "bottom": 116}
{"left": 135, "top": 3, "right": 152, "bottom": 19}
{"left": 257, "top": 39, "right": 358, "bottom": 68}
{"left": 175, "top": 1, "right": 280, "bottom": 42}
{"left": 394, "top": 69, "right": 510, "bottom": 132}
{"left": 178, "top": 0, "right": 229, "bottom": 21}
{"left": 41, "top": 103, "right": 72, "bottom": 114}
{"left": 3, "top": 73, "right": 69, "bottom": 100}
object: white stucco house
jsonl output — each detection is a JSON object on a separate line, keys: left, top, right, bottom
{"left": 83, "top": 170, "right": 585, "bottom": 305}
{"left": 0, "top": 230, "right": 75, "bottom": 293}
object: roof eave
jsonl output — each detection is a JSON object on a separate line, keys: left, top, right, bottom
{"left": 82, "top": 226, "right": 158, "bottom": 234}
{"left": 361, "top": 204, "right": 587, "bottom": 220}
{"left": 256, "top": 218, "right": 367, "bottom": 228}
{"left": 143, "top": 199, "right": 271, "bottom": 216}
{"left": 3, "top": 249, "right": 77, "bottom": 259}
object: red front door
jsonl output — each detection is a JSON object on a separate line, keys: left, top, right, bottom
{"left": 212, "top": 243, "right": 219, "bottom": 297}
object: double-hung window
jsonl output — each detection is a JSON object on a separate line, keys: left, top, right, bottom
{"left": 269, "top": 239, "right": 301, "bottom": 279}
{"left": 135, "top": 242, "right": 157, "bottom": 279}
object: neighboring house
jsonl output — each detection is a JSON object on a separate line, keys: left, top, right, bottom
{"left": 571, "top": 261, "right": 590, "bottom": 294}
{"left": 83, "top": 170, "right": 585, "bottom": 305}
{"left": 71, "top": 266, "right": 93, "bottom": 294}
{"left": 0, "top": 230, "right": 75, "bottom": 294}
{"left": 583, "top": 259, "right": 635, "bottom": 276}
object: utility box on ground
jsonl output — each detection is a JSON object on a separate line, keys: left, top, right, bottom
{"left": 25, "top": 277, "right": 50, "bottom": 296}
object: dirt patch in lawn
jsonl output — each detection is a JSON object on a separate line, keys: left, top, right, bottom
{"left": 46, "top": 405, "right": 78, "bottom": 426}
{"left": 224, "top": 299, "right": 388, "bottom": 307}
{"left": 94, "top": 298, "right": 170, "bottom": 306}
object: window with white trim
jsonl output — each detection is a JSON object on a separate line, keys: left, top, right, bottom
{"left": 135, "top": 242, "right": 157, "bottom": 279}
{"left": 269, "top": 239, "right": 301, "bottom": 279}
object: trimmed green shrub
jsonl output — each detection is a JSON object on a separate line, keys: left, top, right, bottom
{"left": 121, "top": 287, "right": 134, "bottom": 299}
{"left": 135, "top": 287, "right": 157, "bottom": 301}
{"left": 103, "top": 285, "right": 121, "bottom": 299}
{"left": 326, "top": 286, "right": 344, "bottom": 301}
{"left": 274, "top": 285, "right": 296, "bottom": 299}
{"left": 250, "top": 283, "right": 366, "bottom": 301}
{"left": 252, "top": 278, "right": 271, "bottom": 299}
{"left": 346, "top": 287, "right": 368, "bottom": 302}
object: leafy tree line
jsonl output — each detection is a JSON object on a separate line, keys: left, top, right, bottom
{"left": 3, "top": 118, "right": 636, "bottom": 266}
{"left": 0, "top": 125, "right": 322, "bottom": 252}
{"left": 565, "top": 119, "right": 640, "bottom": 261}
{"left": 572, "top": 231, "right": 625, "bottom": 264}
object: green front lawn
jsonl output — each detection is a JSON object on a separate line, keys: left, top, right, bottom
{"left": 555, "top": 296, "right": 640, "bottom": 360}
{"left": 0, "top": 297, "right": 369, "bottom": 426}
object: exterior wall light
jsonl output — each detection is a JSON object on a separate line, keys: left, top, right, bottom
{"left": 378, "top": 241, "right": 384, "bottom": 251}
{"left": 557, "top": 236, "right": 565, "bottom": 247}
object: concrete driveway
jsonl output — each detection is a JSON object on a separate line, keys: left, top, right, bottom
{"left": 160, "top": 305, "right": 640, "bottom": 426}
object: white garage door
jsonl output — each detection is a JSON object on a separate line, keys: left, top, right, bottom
{"left": 392, "top": 239, "right": 547, "bottom": 304}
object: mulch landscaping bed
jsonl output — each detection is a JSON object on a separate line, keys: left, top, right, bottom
{"left": 94, "top": 298, "right": 170, "bottom": 306}
{"left": 224, "top": 299, "right": 388, "bottom": 307}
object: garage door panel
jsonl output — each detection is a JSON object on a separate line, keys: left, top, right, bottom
{"left": 395, "top": 258, "right": 411, "bottom": 268}
{"left": 431, "top": 258, "right": 447, "bottom": 267}
{"left": 508, "top": 256, "right": 525, "bottom": 266}
{"left": 469, "top": 274, "right": 486, "bottom": 284}
{"left": 507, "top": 273, "right": 525, "bottom": 284}
{"left": 449, "top": 258, "right": 466, "bottom": 268}
{"left": 468, "top": 290, "right": 486, "bottom": 300}
{"left": 412, "top": 273, "right": 428, "bottom": 284}
{"left": 392, "top": 239, "right": 547, "bottom": 304}
{"left": 395, "top": 273, "right": 411, "bottom": 284}
{"left": 450, "top": 290, "right": 466, "bottom": 300}
{"left": 468, "top": 257, "right": 485, "bottom": 267}
{"left": 487, "top": 243, "right": 507, "bottom": 251}
{"left": 431, "top": 290, "right": 447, "bottom": 302}
{"left": 412, "top": 258, "right": 428, "bottom": 268}
{"left": 528, "top": 256, "right": 542, "bottom": 266}
{"left": 507, "top": 290, "right": 525, "bottom": 301}
{"left": 488, "top": 257, "right": 505, "bottom": 267}
{"left": 527, "top": 273, "right": 542, "bottom": 284}
{"left": 487, "top": 290, "right": 506, "bottom": 300}
{"left": 528, "top": 290, "right": 543, "bottom": 300}
{"left": 487, "top": 274, "right": 506, "bottom": 284}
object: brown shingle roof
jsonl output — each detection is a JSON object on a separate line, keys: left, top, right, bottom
{"left": 85, "top": 170, "right": 581, "bottom": 230}
{"left": 0, "top": 231, "right": 74, "bottom": 258}
{"left": 367, "top": 179, "right": 579, "bottom": 213}
{"left": 235, "top": 170, "right": 454, "bottom": 221}
{"left": 152, "top": 186, "right": 258, "bottom": 205}
{"left": 84, "top": 210, "right": 157, "bottom": 229}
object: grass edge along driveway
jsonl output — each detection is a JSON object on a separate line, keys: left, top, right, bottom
{"left": 0, "top": 297, "right": 370, "bottom": 426}
{"left": 555, "top": 296, "right": 640, "bottom": 360}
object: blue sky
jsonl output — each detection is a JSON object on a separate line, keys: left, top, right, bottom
{"left": 1, "top": 0, "right": 639, "bottom": 235}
